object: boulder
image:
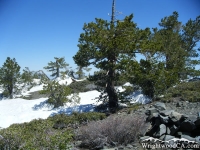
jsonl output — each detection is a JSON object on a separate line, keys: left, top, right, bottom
{"left": 146, "top": 112, "right": 159, "bottom": 122}
{"left": 145, "top": 125, "right": 158, "bottom": 137}
{"left": 159, "top": 114, "right": 169, "bottom": 124}
{"left": 163, "top": 135, "right": 175, "bottom": 141}
{"left": 153, "top": 102, "right": 166, "bottom": 111}
{"left": 160, "top": 110, "right": 174, "bottom": 116}
{"left": 198, "top": 112, "right": 200, "bottom": 118}
{"left": 153, "top": 124, "right": 166, "bottom": 138}
{"left": 195, "top": 118, "right": 200, "bottom": 126}
{"left": 169, "top": 125, "right": 179, "bottom": 135}
{"left": 187, "top": 115, "right": 197, "bottom": 122}
{"left": 180, "top": 120, "right": 196, "bottom": 132}
{"left": 195, "top": 136, "right": 200, "bottom": 144}
{"left": 145, "top": 108, "right": 158, "bottom": 116}
{"left": 181, "top": 135, "right": 196, "bottom": 142}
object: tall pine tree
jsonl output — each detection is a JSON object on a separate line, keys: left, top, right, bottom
{"left": 44, "top": 57, "right": 69, "bottom": 78}
{"left": 0, "top": 57, "right": 21, "bottom": 98}
{"left": 73, "top": 0, "right": 150, "bottom": 110}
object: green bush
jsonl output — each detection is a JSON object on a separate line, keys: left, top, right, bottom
{"left": 0, "top": 112, "right": 106, "bottom": 149}
{"left": 0, "top": 119, "right": 72, "bottom": 150}
{"left": 161, "top": 81, "right": 200, "bottom": 102}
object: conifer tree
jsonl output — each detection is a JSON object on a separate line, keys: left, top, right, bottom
{"left": 44, "top": 57, "right": 69, "bottom": 78}
{"left": 73, "top": 0, "right": 151, "bottom": 110}
{"left": 125, "top": 12, "right": 200, "bottom": 98}
{"left": 21, "top": 67, "right": 34, "bottom": 85}
{"left": 0, "top": 57, "right": 21, "bottom": 98}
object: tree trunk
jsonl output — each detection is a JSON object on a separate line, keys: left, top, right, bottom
{"left": 106, "top": 68, "right": 118, "bottom": 111}
{"left": 57, "top": 67, "right": 59, "bottom": 78}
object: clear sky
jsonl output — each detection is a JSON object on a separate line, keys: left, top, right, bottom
{"left": 0, "top": 0, "right": 200, "bottom": 75}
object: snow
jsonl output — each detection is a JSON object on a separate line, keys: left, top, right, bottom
{"left": 126, "top": 90, "right": 151, "bottom": 104}
{"left": 54, "top": 75, "right": 73, "bottom": 85}
{"left": 0, "top": 77, "right": 151, "bottom": 129}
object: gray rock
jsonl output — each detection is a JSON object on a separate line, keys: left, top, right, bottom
{"left": 145, "top": 124, "right": 159, "bottom": 136}
{"left": 169, "top": 125, "right": 179, "bottom": 135}
{"left": 126, "top": 144, "right": 133, "bottom": 149}
{"left": 159, "top": 114, "right": 169, "bottom": 124}
{"left": 153, "top": 124, "right": 166, "bottom": 137}
{"left": 139, "top": 136, "right": 150, "bottom": 141}
{"left": 160, "top": 110, "right": 174, "bottom": 116}
{"left": 166, "top": 127, "right": 170, "bottom": 134}
{"left": 118, "top": 145, "right": 124, "bottom": 149}
{"left": 153, "top": 102, "right": 166, "bottom": 111}
{"left": 195, "top": 118, "right": 200, "bottom": 126}
{"left": 187, "top": 115, "right": 197, "bottom": 122}
{"left": 198, "top": 112, "right": 200, "bottom": 118}
{"left": 180, "top": 120, "right": 196, "bottom": 132}
{"left": 145, "top": 108, "right": 158, "bottom": 116}
{"left": 196, "top": 136, "right": 200, "bottom": 144}
{"left": 164, "top": 135, "right": 175, "bottom": 141}
{"left": 181, "top": 135, "right": 196, "bottom": 142}
{"left": 170, "top": 111, "right": 184, "bottom": 121}
{"left": 176, "top": 102, "right": 182, "bottom": 107}
{"left": 146, "top": 112, "right": 159, "bottom": 122}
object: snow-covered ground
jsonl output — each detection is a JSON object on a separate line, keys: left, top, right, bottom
{"left": 0, "top": 76, "right": 151, "bottom": 129}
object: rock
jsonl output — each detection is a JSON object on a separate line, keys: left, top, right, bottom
{"left": 180, "top": 120, "right": 196, "bottom": 132}
{"left": 181, "top": 135, "right": 196, "bottom": 142}
{"left": 195, "top": 118, "right": 200, "bottom": 126}
{"left": 153, "top": 102, "right": 166, "bottom": 111}
{"left": 196, "top": 136, "right": 200, "bottom": 144}
{"left": 176, "top": 102, "right": 182, "bottom": 107}
{"left": 126, "top": 144, "right": 133, "bottom": 149}
{"left": 153, "top": 124, "right": 166, "bottom": 138}
{"left": 164, "top": 135, "right": 175, "bottom": 141}
{"left": 170, "top": 111, "right": 184, "bottom": 121}
{"left": 159, "top": 114, "right": 169, "bottom": 124}
{"left": 160, "top": 110, "right": 174, "bottom": 116}
{"left": 187, "top": 115, "right": 197, "bottom": 122}
{"left": 176, "top": 132, "right": 191, "bottom": 137}
{"left": 166, "top": 127, "right": 170, "bottom": 134}
{"left": 139, "top": 136, "right": 150, "bottom": 142}
{"left": 191, "top": 128, "right": 200, "bottom": 137}
{"left": 198, "top": 112, "right": 200, "bottom": 118}
{"left": 145, "top": 108, "right": 158, "bottom": 116}
{"left": 118, "top": 145, "right": 124, "bottom": 149}
{"left": 169, "top": 125, "right": 179, "bottom": 135}
{"left": 145, "top": 125, "right": 159, "bottom": 137}
{"left": 146, "top": 112, "right": 159, "bottom": 122}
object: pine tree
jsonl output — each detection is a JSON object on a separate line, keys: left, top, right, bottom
{"left": 0, "top": 57, "right": 21, "bottom": 98}
{"left": 153, "top": 12, "right": 200, "bottom": 83}
{"left": 125, "top": 12, "right": 200, "bottom": 98}
{"left": 44, "top": 57, "right": 69, "bottom": 78}
{"left": 73, "top": 0, "right": 150, "bottom": 110}
{"left": 42, "top": 80, "right": 80, "bottom": 108}
{"left": 21, "top": 67, "right": 34, "bottom": 85}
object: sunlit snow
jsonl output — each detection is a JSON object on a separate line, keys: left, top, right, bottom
{"left": 0, "top": 77, "right": 151, "bottom": 129}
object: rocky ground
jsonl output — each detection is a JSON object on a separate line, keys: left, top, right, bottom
{"left": 70, "top": 99, "right": 200, "bottom": 150}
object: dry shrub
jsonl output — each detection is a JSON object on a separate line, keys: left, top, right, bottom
{"left": 76, "top": 114, "right": 146, "bottom": 149}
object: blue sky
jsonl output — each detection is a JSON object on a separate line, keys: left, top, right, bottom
{"left": 0, "top": 0, "right": 200, "bottom": 75}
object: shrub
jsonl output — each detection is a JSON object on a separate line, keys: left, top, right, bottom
{"left": 0, "top": 112, "right": 106, "bottom": 149}
{"left": 0, "top": 119, "right": 72, "bottom": 150}
{"left": 76, "top": 114, "right": 146, "bottom": 149}
{"left": 161, "top": 80, "right": 200, "bottom": 102}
